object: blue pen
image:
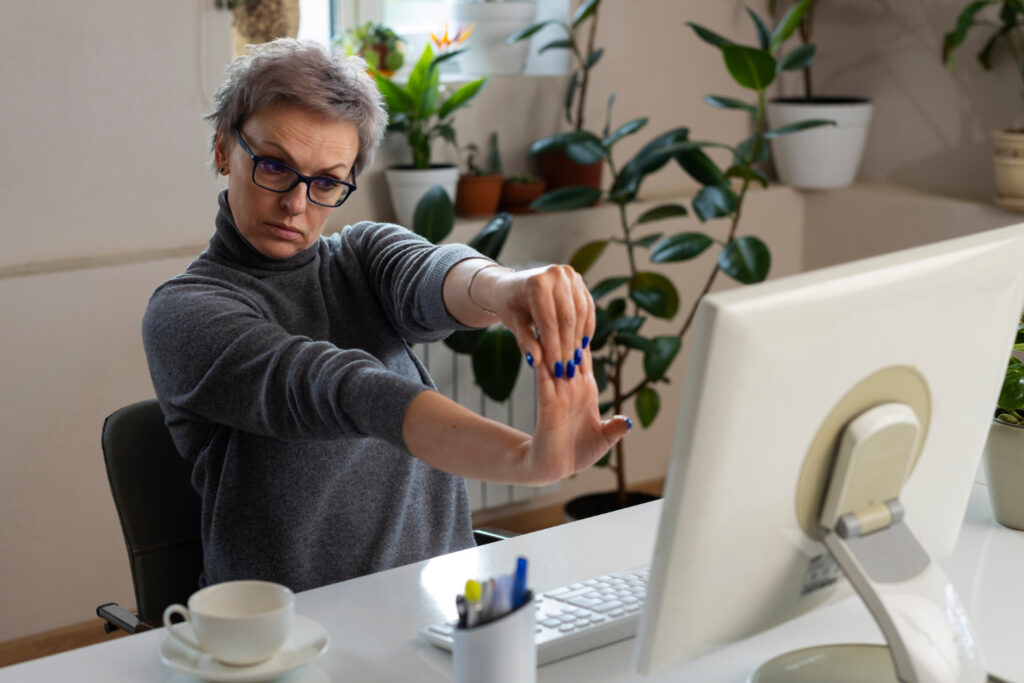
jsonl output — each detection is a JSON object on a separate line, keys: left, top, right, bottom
{"left": 513, "top": 556, "right": 528, "bottom": 608}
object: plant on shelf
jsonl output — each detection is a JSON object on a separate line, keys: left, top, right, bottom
{"left": 373, "top": 43, "right": 488, "bottom": 228}
{"left": 983, "top": 311, "right": 1024, "bottom": 530}
{"left": 761, "top": 0, "right": 884, "bottom": 189}
{"left": 216, "top": 0, "right": 300, "bottom": 57}
{"left": 336, "top": 21, "right": 404, "bottom": 77}
{"left": 508, "top": 0, "right": 606, "bottom": 191}
{"left": 500, "top": 173, "right": 546, "bottom": 214}
{"left": 457, "top": 132, "right": 505, "bottom": 217}
{"left": 526, "top": 0, "right": 831, "bottom": 518}
{"left": 996, "top": 313, "right": 1024, "bottom": 425}
{"left": 943, "top": 0, "right": 1024, "bottom": 210}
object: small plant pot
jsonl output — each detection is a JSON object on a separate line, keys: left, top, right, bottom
{"left": 993, "top": 129, "right": 1024, "bottom": 211}
{"left": 456, "top": 174, "right": 504, "bottom": 217}
{"left": 983, "top": 418, "right": 1024, "bottom": 531}
{"left": 385, "top": 165, "right": 459, "bottom": 228}
{"left": 499, "top": 180, "right": 546, "bottom": 214}
{"left": 563, "top": 491, "right": 659, "bottom": 522}
{"left": 536, "top": 149, "right": 603, "bottom": 194}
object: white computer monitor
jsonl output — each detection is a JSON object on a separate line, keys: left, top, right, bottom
{"left": 634, "top": 223, "right": 1024, "bottom": 681}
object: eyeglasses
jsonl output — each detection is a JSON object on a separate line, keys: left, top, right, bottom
{"left": 233, "top": 127, "right": 357, "bottom": 208}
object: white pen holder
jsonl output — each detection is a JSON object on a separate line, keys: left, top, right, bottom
{"left": 452, "top": 591, "right": 536, "bottom": 683}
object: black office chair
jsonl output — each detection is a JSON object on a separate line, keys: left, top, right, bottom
{"left": 97, "top": 399, "right": 517, "bottom": 634}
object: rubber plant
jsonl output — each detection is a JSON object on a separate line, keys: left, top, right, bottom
{"left": 528, "top": 0, "right": 832, "bottom": 511}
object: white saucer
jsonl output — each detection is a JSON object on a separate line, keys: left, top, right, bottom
{"left": 160, "top": 614, "right": 330, "bottom": 682}
{"left": 994, "top": 195, "right": 1024, "bottom": 213}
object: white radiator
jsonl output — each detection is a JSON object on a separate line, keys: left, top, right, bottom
{"left": 417, "top": 340, "right": 560, "bottom": 512}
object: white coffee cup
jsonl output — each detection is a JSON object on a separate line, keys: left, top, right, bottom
{"left": 162, "top": 580, "right": 295, "bottom": 666}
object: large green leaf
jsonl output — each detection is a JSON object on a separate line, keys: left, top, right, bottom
{"left": 638, "top": 204, "right": 689, "bottom": 224}
{"left": 540, "top": 38, "right": 575, "bottom": 53}
{"left": 507, "top": 19, "right": 556, "bottom": 44}
{"left": 472, "top": 326, "right": 522, "bottom": 402}
{"left": 764, "top": 119, "right": 836, "bottom": 138}
{"left": 570, "top": 240, "right": 609, "bottom": 276}
{"left": 590, "top": 276, "right": 630, "bottom": 300}
{"left": 999, "top": 362, "right": 1024, "bottom": 412}
{"left": 593, "top": 358, "right": 609, "bottom": 393}
{"left": 719, "top": 235, "right": 771, "bottom": 284}
{"left": 467, "top": 213, "right": 513, "bottom": 260}
{"left": 412, "top": 186, "right": 454, "bottom": 244}
{"left": 405, "top": 43, "right": 435, "bottom": 109}
{"left": 725, "top": 164, "right": 769, "bottom": 187}
{"left": 444, "top": 329, "right": 485, "bottom": 354}
{"left": 769, "top": 0, "right": 813, "bottom": 53}
{"left": 630, "top": 272, "right": 680, "bottom": 319}
{"left": 722, "top": 45, "right": 777, "bottom": 91}
{"left": 685, "top": 22, "right": 733, "bottom": 48}
{"left": 693, "top": 185, "right": 738, "bottom": 222}
{"left": 703, "top": 95, "right": 757, "bottom": 114}
{"left": 374, "top": 73, "right": 415, "bottom": 116}
{"left": 609, "top": 127, "right": 690, "bottom": 203}
{"left": 531, "top": 186, "right": 603, "bottom": 211}
{"left": 643, "top": 336, "right": 682, "bottom": 382}
{"left": 438, "top": 77, "right": 488, "bottom": 120}
{"left": 942, "top": 0, "right": 990, "bottom": 64}
{"left": 565, "top": 135, "right": 607, "bottom": 165}
{"left": 675, "top": 145, "right": 728, "bottom": 187}
{"left": 603, "top": 117, "right": 649, "bottom": 149}
{"left": 745, "top": 8, "right": 772, "bottom": 50}
{"left": 650, "top": 232, "right": 714, "bottom": 262}
{"left": 572, "top": 0, "right": 601, "bottom": 28}
{"left": 778, "top": 43, "right": 817, "bottom": 72}
{"left": 635, "top": 386, "right": 660, "bottom": 427}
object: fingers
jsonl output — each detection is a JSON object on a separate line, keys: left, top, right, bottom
{"left": 601, "top": 415, "right": 633, "bottom": 447}
{"left": 518, "top": 265, "right": 594, "bottom": 380}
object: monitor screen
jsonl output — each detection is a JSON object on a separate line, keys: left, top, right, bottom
{"left": 634, "top": 223, "right": 1024, "bottom": 677}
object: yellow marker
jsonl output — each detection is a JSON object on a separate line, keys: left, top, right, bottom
{"left": 464, "top": 579, "right": 481, "bottom": 603}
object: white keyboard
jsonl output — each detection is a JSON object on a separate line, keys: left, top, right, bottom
{"left": 419, "top": 565, "right": 650, "bottom": 666}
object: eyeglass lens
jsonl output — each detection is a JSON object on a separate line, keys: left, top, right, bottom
{"left": 253, "top": 159, "right": 352, "bottom": 207}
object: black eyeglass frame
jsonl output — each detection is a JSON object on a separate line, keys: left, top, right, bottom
{"left": 233, "top": 127, "right": 357, "bottom": 208}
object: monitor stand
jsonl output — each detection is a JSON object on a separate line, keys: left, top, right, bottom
{"left": 752, "top": 403, "right": 990, "bottom": 683}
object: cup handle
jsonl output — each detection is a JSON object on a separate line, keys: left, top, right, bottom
{"left": 162, "top": 604, "right": 201, "bottom": 652}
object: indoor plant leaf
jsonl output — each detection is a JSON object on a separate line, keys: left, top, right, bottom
{"left": 778, "top": 43, "right": 816, "bottom": 72}
{"left": 722, "top": 45, "right": 777, "bottom": 91}
{"left": 609, "top": 127, "right": 690, "bottom": 203}
{"left": 719, "top": 235, "right": 771, "bottom": 284}
{"left": 631, "top": 233, "right": 664, "bottom": 249}
{"left": 467, "top": 213, "right": 513, "bottom": 260}
{"left": 590, "top": 276, "right": 631, "bottom": 300}
{"left": 630, "top": 272, "right": 680, "bottom": 319}
{"left": 572, "top": 0, "right": 601, "bottom": 28}
{"left": 471, "top": 326, "right": 522, "bottom": 402}
{"left": 507, "top": 19, "right": 556, "bottom": 44}
{"left": 768, "top": 0, "right": 813, "bottom": 53}
{"left": 570, "top": 240, "right": 609, "bottom": 275}
{"left": 692, "top": 185, "right": 738, "bottom": 222}
{"left": 735, "top": 133, "right": 769, "bottom": 165}
{"left": 764, "top": 119, "right": 836, "bottom": 138}
{"left": 674, "top": 145, "right": 729, "bottom": 187}
{"left": 564, "top": 137, "right": 607, "bottom": 165}
{"left": 684, "top": 22, "right": 733, "bottom": 48}
{"left": 540, "top": 38, "right": 575, "bottom": 54}
{"left": 530, "top": 186, "right": 603, "bottom": 211}
{"left": 443, "top": 328, "right": 485, "bottom": 354}
{"left": 404, "top": 42, "right": 435, "bottom": 106}
{"left": 744, "top": 7, "right": 772, "bottom": 50}
{"left": 565, "top": 71, "right": 579, "bottom": 125}
{"left": 614, "top": 331, "right": 653, "bottom": 352}
{"left": 373, "top": 73, "right": 415, "bottom": 115}
{"left": 942, "top": 0, "right": 991, "bottom": 65}
{"left": 999, "top": 362, "right": 1024, "bottom": 413}
{"left": 603, "top": 117, "right": 649, "bottom": 149}
{"left": 637, "top": 204, "right": 688, "bottom": 224}
{"left": 703, "top": 95, "right": 757, "bottom": 114}
{"left": 650, "top": 232, "right": 714, "bottom": 262}
{"left": 635, "top": 386, "right": 660, "bottom": 427}
{"left": 412, "top": 186, "right": 454, "bottom": 244}
{"left": 643, "top": 336, "right": 682, "bottom": 383}
{"left": 437, "top": 77, "right": 488, "bottom": 120}
{"left": 725, "top": 164, "right": 769, "bottom": 187}
{"left": 585, "top": 48, "right": 605, "bottom": 70}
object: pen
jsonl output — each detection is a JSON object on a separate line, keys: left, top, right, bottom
{"left": 513, "top": 556, "right": 528, "bottom": 608}
{"left": 455, "top": 594, "right": 467, "bottom": 628}
{"left": 464, "top": 579, "right": 482, "bottom": 628}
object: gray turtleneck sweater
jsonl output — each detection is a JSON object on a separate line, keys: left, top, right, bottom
{"left": 142, "top": 191, "right": 479, "bottom": 591}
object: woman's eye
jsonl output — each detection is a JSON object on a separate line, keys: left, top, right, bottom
{"left": 257, "top": 160, "right": 288, "bottom": 175}
{"left": 312, "top": 178, "right": 337, "bottom": 191}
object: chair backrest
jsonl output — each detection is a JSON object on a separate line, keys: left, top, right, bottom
{"left": 101, "top": 399, "right": 203, "bottom": 627}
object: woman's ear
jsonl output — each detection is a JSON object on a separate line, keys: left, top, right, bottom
{"left": 214, "top": 133, "right": 230, "bottom": 174}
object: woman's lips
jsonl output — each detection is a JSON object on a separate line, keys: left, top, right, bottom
{"left": 267, "top": 222, "right": 301, "bottom": 240}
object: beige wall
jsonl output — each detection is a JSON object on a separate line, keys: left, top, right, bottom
{"left": 0, "top": 0, "right": 1019, "bottom": 644}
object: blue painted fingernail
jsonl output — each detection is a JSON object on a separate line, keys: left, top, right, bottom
{"left": 567, "top": 360, "right": 576, "bottom": 379}
{"left": 554, "top": 361, "right": 564, "bottom": 378}
{"left": 626, "top": 418, "right": 633, "bottom": 430}
{"left": 582, "top": 335, "right": 590, "bottom": 350}
{"left": 574, "top": 348, "right": 582, "bottom": 365}
{"left": 525, "top": 352, "right": 534, "bottom": 368}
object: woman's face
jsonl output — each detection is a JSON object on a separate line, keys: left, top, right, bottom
{"left": 214, "top": 101, "right": 360, "bottom": 259}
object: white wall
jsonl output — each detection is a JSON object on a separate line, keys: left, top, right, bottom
{"left": 0, "top": 0, "right": 1019, "bottom": 644}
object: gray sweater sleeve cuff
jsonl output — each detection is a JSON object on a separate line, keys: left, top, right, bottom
{"left": 348, "top": 366, "right": 430, "bottom": 452}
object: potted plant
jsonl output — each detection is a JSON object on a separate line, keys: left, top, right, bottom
{"left": 984, "top": 312, "right": 1024, "bottom": 529}
{"left": 943, "top": 0, "right": 1024, "bottom": 211}
{"left": 762, "top": 0, "right": 879, "bottom": 189}
{"left": 457, "top": 133, "right": 505, "bottom": 217}
{"left": 499, "top": 173, "right": 546, "bottom": 214}
{"left": 448, "top": 0, "right": 539, "bottom": 76}
{"left": 216, "top": 0, "right": 300, "bottom": 58}
{"left": 335, "top": 21, "right": 404, "bottom": 77}
{"left": 529, "top": 0, "right": 828, "bottom": 518}
{"left": 509, "top": 0, "right": 606, "bottom": 192}
{"left": 373, "top": 44, "right": 487, "bottom": 228}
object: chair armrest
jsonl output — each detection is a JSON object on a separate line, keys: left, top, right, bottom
{"left": 97, "top": 602, "right": 152, "bottom": 634}
{"left": 473, "top": 526, "right": 520, "bottom": 546}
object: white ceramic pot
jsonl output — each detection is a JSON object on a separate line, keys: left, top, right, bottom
{"left": 993, "top": 129, "right": 1024, "bottom": 202}
{"left": 448, "top": 1, "right": 537, "bottom": 76}
{"left": 983, "top": 417, "right": 1024, "bottom": 531}
{"left": 385, "top": 166, "right": 459, "bottom": 229}
{"left": 765, "top": 97, "right": 874, "bottom": 191}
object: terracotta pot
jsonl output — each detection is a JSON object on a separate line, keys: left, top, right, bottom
{"left": 498, "top": 180, "right": 546, "bottom": 214}
{"left": 536, "top": 149, "right": 602, "bottom": 193}
{"left": 455, "top": 174, "right": 503, "bottom": 217}
{"left": 983, "top": 417, "right": 1024, "bottom": 530}
{"left": 563, "top": 491, "right": 658, "bottom": 522}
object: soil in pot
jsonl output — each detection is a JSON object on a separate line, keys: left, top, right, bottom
{"left": 537, "top": 149, "right": 602, "bottom": 194}
{"left": 564, "top": 491, "right": 659, "bottom": 521}
{"left": 456, "top": 174, "right": 503, "bottom": 217}
{"left": 499, "top": 180, "right": 546, "bottom": 214}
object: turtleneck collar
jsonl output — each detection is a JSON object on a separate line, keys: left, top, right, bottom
{"left": 208, "top": 190, "right": 320, "bottom": 272}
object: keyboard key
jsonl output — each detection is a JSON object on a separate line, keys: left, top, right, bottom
{"left": 593, "top": 600, "right": 624, "bottom": 613}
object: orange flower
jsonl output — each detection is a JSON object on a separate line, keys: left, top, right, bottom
{"left": 430, "top": 22, "right": 474, "bottom": 52}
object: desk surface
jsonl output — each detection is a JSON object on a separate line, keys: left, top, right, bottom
{"left": 2, "top": 483, "right": 1022, "bottom": 682}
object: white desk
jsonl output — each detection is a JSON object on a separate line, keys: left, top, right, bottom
{"left": 2, "top": 483, "right": 1022, "bottom": 682}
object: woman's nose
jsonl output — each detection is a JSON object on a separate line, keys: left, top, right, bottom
{"left": 281, "top": 181, "right": 308, "bottom": 215}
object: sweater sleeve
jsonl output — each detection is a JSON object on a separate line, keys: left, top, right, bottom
{"left": 335, "top": 222, "right": 485, "bottom": 343}
{"left": 142, "top": 275, "right": 426, "bottom": 448}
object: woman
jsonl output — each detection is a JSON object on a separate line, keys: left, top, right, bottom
{"left": 142, "top": 39, "right": 630, "bottom": 593}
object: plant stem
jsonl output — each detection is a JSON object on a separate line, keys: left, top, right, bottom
{"left": 574, "top": 7, "right": 600, "bottom": 132}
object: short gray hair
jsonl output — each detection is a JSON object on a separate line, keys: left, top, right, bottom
{"left": 205, "top": 38, "right": 387, "bottom": 177}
